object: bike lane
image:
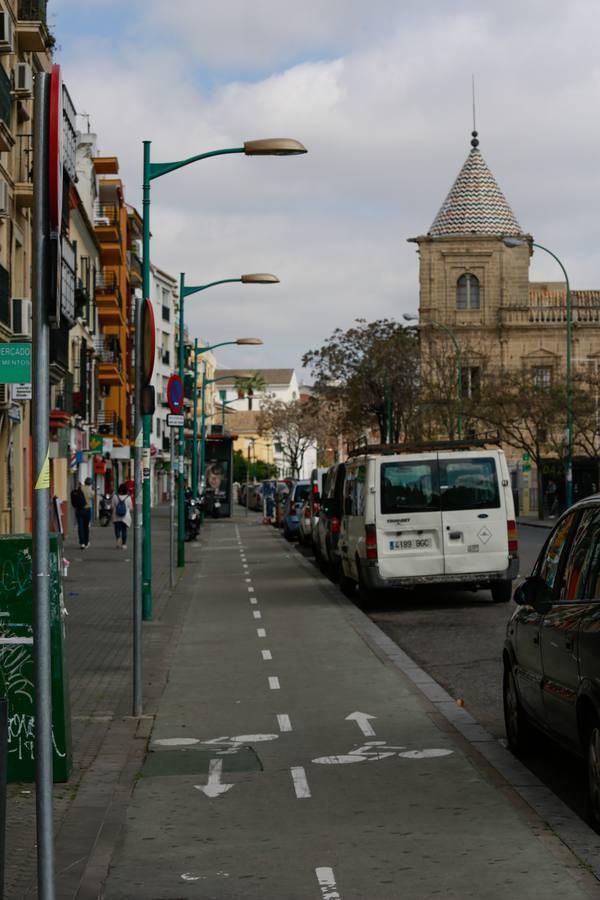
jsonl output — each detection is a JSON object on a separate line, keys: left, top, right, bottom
{"left": 103, "top": 518, "right": 596, "bottom": 899}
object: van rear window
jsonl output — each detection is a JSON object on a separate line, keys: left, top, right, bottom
{"left": 440, "top": 458, "right": 500, "bottom": 510}
{"left": 294, "top": 484, "right": 310, "bottom": 503}
{"left": 381, "top": 462, "right": 438, "bottom": 514}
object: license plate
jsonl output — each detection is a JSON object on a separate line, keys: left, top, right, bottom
{"left": 389, "top": 538, "right": 432, "bottom": 550}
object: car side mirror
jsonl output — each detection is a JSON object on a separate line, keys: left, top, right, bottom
{"left": 514, "top": 576, "right": 553, "bottom": 614}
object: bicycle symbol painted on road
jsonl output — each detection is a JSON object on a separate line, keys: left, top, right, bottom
{"left": 312, "top": 741, "right": 453, "bottom": 765}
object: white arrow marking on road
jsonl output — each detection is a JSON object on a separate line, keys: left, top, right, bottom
{"left": 195, "top": 759, "right": 234, "bottom": 798}
{"left": 316, "top": 867, "right": 341, "bottom": 900}
{"left": 345, "top": 711, "right": 376, "bottom": 737}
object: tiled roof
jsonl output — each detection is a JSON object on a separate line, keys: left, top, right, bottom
{"left": 429, "top": 140, "right": 522, "bottom": 238}
{"left": 214, "top": 368, "right": 294, "bottom": 386}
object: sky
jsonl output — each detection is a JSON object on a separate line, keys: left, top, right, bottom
{"left": 50, "top": 0, "right": 600, "bottom": 378}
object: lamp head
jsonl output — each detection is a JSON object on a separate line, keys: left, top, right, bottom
{"left": 503, "top": 237, "right": 525, "bottom": 249}
{"left": 240, "top": 273, "right": 280, "bottom": 284}
{"left": 244, "top": 138, "right": 307, "bottom": 156}
{"left": 402, "top": 313, "right": 418, "bottom": 322}
{"left": 236, "top": 338, "right": 263, "bottom": 345}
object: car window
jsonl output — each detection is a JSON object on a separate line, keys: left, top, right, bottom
{"left": 538, "top": 512, "right": 577, "bottom": 590}
{"left": 568, "top": 507, "right": 600, "bottom": 600}
{"left": 380, "top": 461, "right": 438, "bottom": 514}
{"left": 439, "top": 457, "right": 500, "bottom": 511}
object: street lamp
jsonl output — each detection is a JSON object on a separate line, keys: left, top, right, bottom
{"left": 403, "top": 313, "right": 463, "bottom": 439}
{"left": 503, "top": 237, "right": 573, "bottom": 507}
{"left": 177, "top": 278, "right": 277, "bottom": 566}
{"left": 135, "top": 137, "right": 305, "bottom": 715}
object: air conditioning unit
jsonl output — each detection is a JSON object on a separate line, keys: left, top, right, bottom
{"left": 14, "top": 62, "right": 32, "bottom": 96}
{"left": 132, "top": 239, "right": 142, "bottom": 259}
{"left": 0, "top": 11, "right": 14, "bottom": 53}
{"left": 0, "top": 179, "right": 10, "bottom": 216}
{"left": 0, "top": 383, "right": 9, "bottom": 408}
{"left": 12, "top": 297, "right": 32, "bottom": 337}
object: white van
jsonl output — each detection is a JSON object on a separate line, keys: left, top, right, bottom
{"left": 338, "top": 445, "right": 518, "bottom": 604}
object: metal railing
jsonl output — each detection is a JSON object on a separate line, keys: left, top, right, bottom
{"left": 0, "top": 265, "right": 8, "bottom": 327}
{"left": 127, "top": 251, "right": 142, "bottom": 281}
{"left": 96, "top": 270, "right": 119, "bottom": 294}
{"left": 94, "top": 204, "right": 120, "bottom": 230}
{"left": 18, "top": 0, "right": 48, "bottom": 22}
{"left": 0, "top": 67, "right": 10, "bottom": 130}
{"left": 97, "top": 410, "right": 124, "bottom": 438}
{"left": 14, "top": 134, "right": 32, "bottom": 184}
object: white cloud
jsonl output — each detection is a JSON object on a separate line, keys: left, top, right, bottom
{"left": 55, "top": 0, "right": 600, "bottom": 377}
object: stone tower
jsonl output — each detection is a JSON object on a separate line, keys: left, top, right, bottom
{"left": 408, "top": 131, "right": 532, "bottom": 374}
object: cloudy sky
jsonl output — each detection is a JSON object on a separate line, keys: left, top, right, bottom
{"left": 51, "top": 0, "right": 600, "bottom": 377}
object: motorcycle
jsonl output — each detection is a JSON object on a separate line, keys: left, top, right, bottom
{"left": 99, "top": 493, "right": 112, "bottom": 527}
{"left": 202, "top": 489, "right": 222, "bottom": 519}
{"left": 185, "top": 495, "right": 200, "bottom": 541}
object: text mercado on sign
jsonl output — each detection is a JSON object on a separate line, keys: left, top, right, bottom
{"left": 0, "top": 343, "right": 32, "bottom": 384}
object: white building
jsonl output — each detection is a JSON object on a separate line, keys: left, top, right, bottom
{"left": 150, "top": 266, "right": 178, "bottom": 504}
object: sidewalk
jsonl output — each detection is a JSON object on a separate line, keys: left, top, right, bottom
{"left": 518, "top": 515, "right": 554, "bottom": 529}
{"left": 6, "top": 505, "right": 197, "bottom": 898}
{"left": 98, "top": 516, "right": 598, "bottom": 899}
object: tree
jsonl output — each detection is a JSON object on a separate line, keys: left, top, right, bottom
{"left": 258, "top": 397, "right": 318, "bottom": 477}
{"left": 234, "top": 372, "right": 266, "bottom": 411}
{"left": 232, "top": 449, "right": 276, "bottom": 483}
{"left": 302, "top": 319, "right": 420, "bottom": 443}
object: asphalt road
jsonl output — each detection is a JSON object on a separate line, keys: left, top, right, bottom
{"left": 297, "top": 524, "right": 593, "bottom": 830}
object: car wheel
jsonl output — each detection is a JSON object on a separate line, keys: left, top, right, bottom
{"left": 339, "top": 566, "right": 356, "bottom": 598}
{"left": 491, "top": 579, "right": 512, "bottom": 603}
{"left": 357, "top": 565, "right": 377, "bottom": 610}
{"left": 503, "top": 665, "right": 534, "bottom": 755}
{"left": 586, "top": 722, "right": 600, "bottom": 833}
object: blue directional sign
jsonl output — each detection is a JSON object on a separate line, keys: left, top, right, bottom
{"left": 167, "top": 374, "right": 184, "bottom": 414}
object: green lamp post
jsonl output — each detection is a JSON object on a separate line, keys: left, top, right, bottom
{"left": 403, "top": 313, "right": 463, "bottom": 439}
{"left": 503, "top": 237, "right": 573, "bottom": 508}
{"left": 177, "top": 274, "right": 277, "bottom": 565}
{"left": 136, "top": 138, "right": 305, "bottom": 682}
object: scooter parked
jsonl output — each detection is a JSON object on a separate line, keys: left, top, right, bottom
{"left": 99, "top": 493, "right": 112, "bottom": 527}
{"left": 185, "top": 495, "right": 200, "bottom": 541}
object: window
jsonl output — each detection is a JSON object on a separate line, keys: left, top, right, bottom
{"left": 456, "top": 273, "right": 480, "bottom": 310}
{"left": 381, "top": 462, "right": 438, "bottom": 514}
{"left": 562, "top": 508, "right": 600, "bottom": 600}
{"left": 532, "top": 366, "right": 552, "bottom": 389}
{"left": 439, "top": 457, "right": 500, "bottom": 511}
{"left": 538, "top": 512, "right": 577, "bottom": 590}
{"left": 461, "top": 366, "right": 480, "bottom": 399}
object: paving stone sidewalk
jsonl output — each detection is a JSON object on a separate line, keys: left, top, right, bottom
{"left": 6, "top": 505, "right": 199, "bottom": 899}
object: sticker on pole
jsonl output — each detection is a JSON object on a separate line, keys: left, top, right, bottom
{"left": 167, "top": 374, "right": 184, "bottom": 414}
{"left": 167, "top": 413, "right": 184, "bottom": 428}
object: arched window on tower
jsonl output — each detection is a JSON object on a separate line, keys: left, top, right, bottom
{"left": 456, "top": 273, "right": 480, "bottom": 310}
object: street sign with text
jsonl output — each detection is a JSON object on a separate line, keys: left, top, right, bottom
{"left": 167, "top": 413, "right": 185, "bottom": 428}
{"left": 0, "top": 343, "right": 32, "bottom": 384}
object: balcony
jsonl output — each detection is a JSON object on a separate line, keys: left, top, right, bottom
{"left": 94, "top": 204, "right": 121, "bottom": 264}
{"left": 96, "top": 338, "right": 124, "bottom": 386}
{"left": 97, "top": 410, "right": 123, "bottom": 439}
{"left": 17, "top": 0, "right": 51, "bottom": 52}
{"left": 500, "top": 290, "right": 600, "bottom": 328}
{"left": 96, "top": 270, "right": 122, "bottom": 325}
{"left": 50, "top": 373, "right": 72, "bottom": 431}
{"left": 14, "top": 134, "right": 32, "bottom": 207}
{"left": 0, "top": 264, "right": 8, "bottom": 329}
{"left": 0, "top": 67, "right": 14, "bottom": 153}
{"left": 127, "top": 250, "right": 142, "bottom": 286}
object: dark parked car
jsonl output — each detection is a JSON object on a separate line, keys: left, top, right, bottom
{"left": 314, "top": 463, "right": 346, "bottom": 579}
{"left": 281, "top": 480, "right": 311, "bottom": 541}
{"left": 503, "top": 498, "right": 600, "bottom": 831}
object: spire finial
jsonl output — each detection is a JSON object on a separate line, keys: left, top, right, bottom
{"left": 471, "top": 75, "right": 479, "bottom": 148}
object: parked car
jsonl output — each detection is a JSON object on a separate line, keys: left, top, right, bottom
{"left": 281, "top": 480, "right": 311, "bottom": 541}
{"left": 503, "top": 498, "right": 600, "bottom": 832}
{"left": 298, "top": 467, "right": 328, "bottom": 547}
{"left": 238, "top": 483, "right": 247, "bottom": 507}
{"left": 274, "top": 480, "right": 292, "bottom": 528}
{"left": 338, "top": 445, "right": 518, "bottom": 605}
{"left": 314, "top": 462, "right": 346, "bottom": 579}
{"left": 248, "top": 483, "right": 263, "bottom": 512}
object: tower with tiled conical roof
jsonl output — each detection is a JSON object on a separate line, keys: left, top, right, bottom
{"left": 408, "top": 130, "right": 532, "bottom": 374}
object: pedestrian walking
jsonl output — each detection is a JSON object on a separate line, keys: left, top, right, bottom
{"left": 71, "top": 477, "right": 93, "bottom": 549}
{"left": 112, "top": 483, "right": 133, "bottom": 549}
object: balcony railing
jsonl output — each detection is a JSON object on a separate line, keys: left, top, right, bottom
{"left": 18, "top": 0, "right": 47, "bottom": 22}
{"left": 94, "top": 204, "right": 120, "bottom": 230}
{"left": 0, "top": 66, "right": 10, "bottom": 130}
{"left": 127, "top": 251, "right": 142, "bottom": 281}
{"left": 0, "top": 264, "right": 8, "bottom": 327}
{"left": 15, "top": 134, "right": 32, "bottom": 184}
{"left": 97, "top": 411, "right": 123, "bottom": 439}
{"left": 96, "top": 270, "right": 119, "bottom": 293}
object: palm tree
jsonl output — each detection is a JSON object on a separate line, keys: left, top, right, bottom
{"left": 234, "top": 372, "right": 266, "bottom": 411}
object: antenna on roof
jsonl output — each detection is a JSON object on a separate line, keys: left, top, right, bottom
{"left": 471, "top": 75, "right": 479, "bottom": 148}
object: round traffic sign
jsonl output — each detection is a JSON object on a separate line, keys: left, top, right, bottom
{"left": 142, "top": 298, "right": 156, "bottom": 386}
{"left": 167, "top": 374, "right": 184, "bottom": 414}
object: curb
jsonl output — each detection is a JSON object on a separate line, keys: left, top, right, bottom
{"left": 518, "top": 519, "right": 554, "bottom": 530}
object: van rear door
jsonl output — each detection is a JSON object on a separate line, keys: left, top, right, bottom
{"left": 376, "top": 454, "right": 444, "bottom": 579}
{"left": 438, "top": 451, "right": 508, "bottom": 576}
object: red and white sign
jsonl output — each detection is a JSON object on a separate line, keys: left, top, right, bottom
{"left": 166, "top": 374, "right": 184, "bottom": 414}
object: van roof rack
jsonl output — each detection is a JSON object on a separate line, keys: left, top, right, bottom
{"left": 346, "top": 433, "right": 500, "bottom": 458}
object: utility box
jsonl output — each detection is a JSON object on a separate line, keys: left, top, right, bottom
{"left": 0, "top": 534, "right": 72, "bottom": 782}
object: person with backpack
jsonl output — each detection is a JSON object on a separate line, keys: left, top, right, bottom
{"left": 71, "top": 478, "right": 93, "bottom": 549}
{"left": 112, "top": 483, "right": 133, "bottom": 549}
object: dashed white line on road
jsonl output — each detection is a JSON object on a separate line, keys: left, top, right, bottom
{"left": 315, "top": 867, "right": 341, "bottom": 899}
{"left": 248, "top": 586, "right": 255, "bottom": 593}
{"left": 253, "top": 610, "right": 262, "bottom": 619}
{"left": 261, "top": 649, "right": 272, "bottom": 661}
{"left": 245, "top": 578, "right": 252, "bottom": 583}
{"left": 268, "top": 676, "right": 280, "bottom": 690}
{"left": 250, "top": 598, "right": 258, "bottom": 605}
{"left": 291, "top": 766, "right": 311, "bottom": 799}
{"left": 257, "top": 628, "right": 266, "bottom": 638}
{"left": 277, "top": 714, "right": 292, "bottom": 732}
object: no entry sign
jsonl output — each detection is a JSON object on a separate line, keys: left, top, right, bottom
{"left": 167, "top": 374, "right": 184, "bottom": 414}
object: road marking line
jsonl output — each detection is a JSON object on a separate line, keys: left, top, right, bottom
{"left": 290, "top": 766, "right": 311, "bottom": 798}
{"left": 315, "top": 867, "right": 341, "bottom": 899}
{"left": 268, "top": 676, "right": 280, "bottom": 690}
{"left": 253, "top": 610, "right": 262, "bottom": 619}
{"left": 261, "top": 649, "right": 272, "bottom": 661}
{"left": 245, "top": 578, "right": 252, "bottom": 583}
{"left": 248, "top": 586, "right": 255, "bottom": 593}
{"left": 277, "top": 714, "right": 292, "bottom": 732}
{"left": 257, "top": 628, "right": 266, "bottom": 638}
{"left": 250, "top": 598, "right": 258, "bottom": 605}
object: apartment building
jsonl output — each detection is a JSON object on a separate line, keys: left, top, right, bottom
{"left": 150, "top": 264, "right": 177, "bottom": 504}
